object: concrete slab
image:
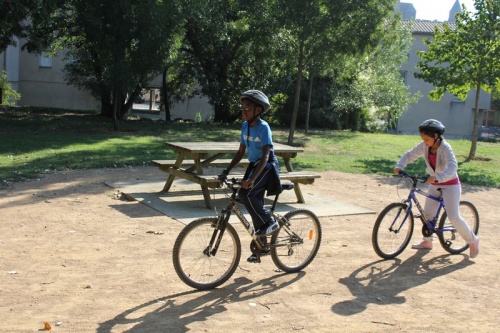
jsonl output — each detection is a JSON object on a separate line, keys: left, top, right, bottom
{"left": 105, "top": 179, "right": 374, "bottom": 225}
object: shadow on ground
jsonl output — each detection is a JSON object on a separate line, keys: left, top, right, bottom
{"left": 331, "top": 252, "right": 473, "bottom": 316}
{"left": 97, "top": 272, "right": 305, "bottom": 332}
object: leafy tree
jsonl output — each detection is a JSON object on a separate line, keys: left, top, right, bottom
{"left": 415, "top": 0, "right": 500, "bottom": 160}
{"left": 0, "top": 0, "right": 63, "bottom": 51}
{"left": 347, "top": 15, "right": 421, "bottom": 130}
{"left": 178, "top": 0, "right": 293, "bottom": 122}
{"left": 299, "top": 14, "right": 419, "bottom": 133}
{"left": 272, "top": 0, "right": 398, "bottom": 144}
{"left": 43, "top": 0, "right": 183, "bottom": 130}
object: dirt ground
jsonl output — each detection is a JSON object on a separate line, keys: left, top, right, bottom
{"left": 0, "top": 167, "right": 498, "bottom": 333}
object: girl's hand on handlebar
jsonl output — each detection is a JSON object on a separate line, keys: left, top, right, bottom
{"left": 393, "top": 168, "right": 401, "bottom": 175}
{"left": 428, "top": 176, "right": 438, "bottom": 184}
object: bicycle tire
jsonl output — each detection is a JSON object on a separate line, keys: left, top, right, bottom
{"left": 372, "top": 202, "right": 414, "bottom": 259}
{"left": 437, "top": 201, "right": 479, "bottom": 254}
{"left": 270, "top": 209, "right": 322, "bottom": 273}
{"left": 172, "top": 217, "right": 241, "bottom": 290}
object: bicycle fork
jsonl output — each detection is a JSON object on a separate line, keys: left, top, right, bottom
{"left": 205, "top": 209, "right": 233, "bottom": 257}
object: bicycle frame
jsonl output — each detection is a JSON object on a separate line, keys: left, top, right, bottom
{"left": 210, "top": 179, "right": 305, "bottom": 257}
{"left": 210, "top": 179, "right": 284, "bottom": 255}
{"left": 392, "top": 177, "right": 457, "bottom": 235}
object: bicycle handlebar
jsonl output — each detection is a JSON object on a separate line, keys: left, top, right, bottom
{"left": 219, "top": 177, "right": 242, "bottom": 190}
{"left": 396, "top": 171, "right": 428, "bottom": 186}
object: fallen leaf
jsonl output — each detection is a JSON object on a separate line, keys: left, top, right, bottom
{"left": 146, "top": 230, "right": 164, "bottom": 235}
{"left": 44, "top": 322, "right": 52, "bottom": 330}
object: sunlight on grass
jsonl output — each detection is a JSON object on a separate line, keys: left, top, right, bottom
{"left": 0, "top": 108, "right": 498, "bottom": 188}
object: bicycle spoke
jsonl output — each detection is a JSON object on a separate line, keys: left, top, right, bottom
{"left": 173, "top": 218, "right": 241, "bottom": 290}
{"left": 372, "top": 203, "right": 413, "bottom": 259}
{"left": 271, "top": 209, "right": 322, "bottom": 273}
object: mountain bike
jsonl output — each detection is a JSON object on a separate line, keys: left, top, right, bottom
{"left": 372, "top": 171, "right": 479, "bottom": 259}
{"left": 172, "top": 178, "right": 322, "bottom": 290}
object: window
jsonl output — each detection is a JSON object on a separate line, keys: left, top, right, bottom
{"left": 39, "top": 53, "right": 52, "bottom": 68}
{"left": 482, "top": 109, "right": 500, "bottom": 127}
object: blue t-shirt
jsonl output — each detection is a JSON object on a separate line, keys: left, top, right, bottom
{"left": 240, "top": 119, "right": 274, "bottom": 163}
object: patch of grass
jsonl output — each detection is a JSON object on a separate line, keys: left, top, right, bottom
{"left": 1, "top": 107, "right": 499, "bottom": 188}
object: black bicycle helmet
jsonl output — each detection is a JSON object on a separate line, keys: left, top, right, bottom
{"left": 240, "top": 90, "right": 270, "bottom": 114}
{"left": 419, "top": 119, "right": 445, "bottom": 135}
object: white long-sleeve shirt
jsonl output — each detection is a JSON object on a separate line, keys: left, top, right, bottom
{"left": 395, "top": 139, "right": 459, "bottom": 183}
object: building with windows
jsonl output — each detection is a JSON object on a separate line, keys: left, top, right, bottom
{"left": 0, "top": 39, "right": 210, "bottom": 120}
{"left": 395, "top": 1, "right": 496, "bottom": 139}
{"left": 1, "top": 40, "right": 100, "bottom": 110}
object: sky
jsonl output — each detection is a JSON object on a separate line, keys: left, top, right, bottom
{"left": 402, "top": 0, "right": 476, "bottom": 21}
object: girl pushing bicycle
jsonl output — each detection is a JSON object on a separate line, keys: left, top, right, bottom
{"left": 393, "top": 119, "right": 479, "bottom": 258}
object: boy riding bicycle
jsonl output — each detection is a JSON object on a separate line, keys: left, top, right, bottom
{"left": 218, "top": 90, "right": 282, "bottom": 263}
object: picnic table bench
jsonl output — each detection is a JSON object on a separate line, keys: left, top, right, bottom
{"left": 153, "top": 141, "right": 320, "bottom": 209}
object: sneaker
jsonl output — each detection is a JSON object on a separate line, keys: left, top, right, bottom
{"left": 469, "top": 237, "right": 479, "bottom": 258}
{"left": 255, "top": 219, "right": 279, "bottom": 236}
{"left": 411, "top": 239, "right": 433, "bottom": 250}
{"left": 247, "top": 249, "right": 270, "bottom": 263}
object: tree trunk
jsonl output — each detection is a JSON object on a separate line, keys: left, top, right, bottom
{"left": 112, "top": 88, "right": 120, "bottom": 131}
{"left": 119, "top": 92, "right": 132, "bottom": 120}
{"left": 288, "top": 49, "right": 305, "bottom": 145}
{"left": 467, "top": 84, "right": 481, "bottom": 161}
{"left": 100, "top": 89, "right": 112, "bottom": 117}
{"left": 162, "top": 67, "right": 171, "bottom": 122}
{"left": 305, "top": 73, "right": 314, "bottom": 134}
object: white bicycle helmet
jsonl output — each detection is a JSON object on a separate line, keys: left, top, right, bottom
{"left": 419, "top": 119, "right": 445, "bottom": 135}
{"left": 240, "top": 90, "right": 270, "bottom": 114}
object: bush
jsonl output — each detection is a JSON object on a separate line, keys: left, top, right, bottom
{"left": 0, "top": 70, "right": 21, "bottom": 106}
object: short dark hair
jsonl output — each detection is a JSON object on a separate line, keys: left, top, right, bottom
{"left": 241, "top": 97, "right": 262, "bottom": 109}
{"left": 419, "top": 127, "right": 440, "bottom": 138}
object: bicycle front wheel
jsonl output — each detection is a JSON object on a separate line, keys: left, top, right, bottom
{"left": 437, "top": 201, "right": 479, "bottom": 254}
{"left": 270, "top": 209, "right": 322, "bottom": 273}
{"left": 172, "top": 217, "right": 241, "bottom": 290}
{"left": 372, "top": 202, "right": 414, "bottom": 259}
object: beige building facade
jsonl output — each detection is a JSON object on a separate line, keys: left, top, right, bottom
{"left": 1, "top": 40, "right": 100, "bottom": 110}
{"left": 397, "top": 20, "right": 492, "bottom": 139}
{"left": 1, "top": 40, "right": 211, "bottom": 120}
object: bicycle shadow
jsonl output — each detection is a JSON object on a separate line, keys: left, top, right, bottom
{"left": 331, "top": 251, "right": 474, "bottom": 316}
{"left": 97, "top": 271, "right": 305, "bottom": 333}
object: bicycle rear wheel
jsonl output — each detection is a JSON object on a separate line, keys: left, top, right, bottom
{"left": 372, "top": 202, "right": 414, "bottom": 259}
{"left": 437, "top": 201, "right": 479, "bottom": 254}
{"left": 270, "top": 209, "right": 322, "bottom": 273}
{"left": 172, "top": 217, "right": 241, "bottom": 290}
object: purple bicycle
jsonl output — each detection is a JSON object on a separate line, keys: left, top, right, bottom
{"left": 372, "top": 171, "right": 479, "bottom": 259}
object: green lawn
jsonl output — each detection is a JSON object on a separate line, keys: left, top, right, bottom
{"left": 1, "top": 107, "right": 499, "bottom": 188}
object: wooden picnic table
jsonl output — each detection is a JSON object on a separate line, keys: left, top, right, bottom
{"left": 153, "top": 141, "right": 319, "bottom": 209}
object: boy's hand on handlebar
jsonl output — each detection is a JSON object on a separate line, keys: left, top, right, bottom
{"left": 217, "top": 168, "right": 229, "bottom": 182}
{"left": 241, "top": 179, "right": 254, "bottom": 189}
{"left": 393, "top": 168, "right": 401, "bottom": 175}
